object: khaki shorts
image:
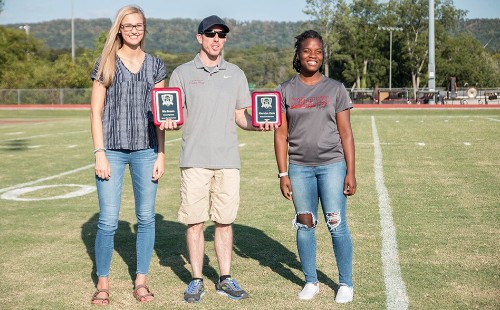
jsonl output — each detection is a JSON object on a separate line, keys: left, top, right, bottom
{"left": 178, "top": 167, "right": 240, "bottom": 225}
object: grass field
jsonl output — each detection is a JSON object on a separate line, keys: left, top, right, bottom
{"left": 0, "top": 108, "right": 499, "bottom": 309}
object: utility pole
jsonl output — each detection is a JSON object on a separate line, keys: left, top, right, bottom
{"left": 428, "top": 0, "right": 436, "bottom": 103}
{"left": 378, "top": 26, "right": 403, "bottom": 90}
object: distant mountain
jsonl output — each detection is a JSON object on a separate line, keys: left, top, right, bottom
{"left": 455, "top": 19, "right": 500, "bottom": 51}
{"left": 5, "top": 18, "right": 304, "bottom": 54}
{"left": 5, "top": 18, "right": 499, "bottom": 53}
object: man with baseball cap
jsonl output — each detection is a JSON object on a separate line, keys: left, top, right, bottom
{"left": 197, "top": 14, "right": 230, "bottom": 34}
{"left": 161, "top": 15, "right": 277, "bottom": 303}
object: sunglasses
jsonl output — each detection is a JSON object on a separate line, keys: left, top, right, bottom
{"left": 203, "top": 31, "right": 227, "bottom": 39}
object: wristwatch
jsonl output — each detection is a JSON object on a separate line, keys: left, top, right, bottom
{"left": 278, "top": 172, "right": 288, "bottom": 178}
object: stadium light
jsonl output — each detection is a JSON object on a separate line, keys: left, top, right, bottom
{"left": 19, "top": 25, "right": 31, "bottom": 36}
{"left": 378, "top": 26, "right": 403, "bottom": 90}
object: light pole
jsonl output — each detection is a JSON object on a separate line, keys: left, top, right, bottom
{"left": 19, "top": 25, "right": 31, "bottom": 59}
{"left": 378, "top": 26, "right": 403, "bottom": 90}
{"left": 428, "top": 0, "right": 436, "bottom": 103}
{"left": 19, "top": 25, "right": 31, "bottom": 36}
{"left": 71, "top": 0, "right": 75, "bottom": 63}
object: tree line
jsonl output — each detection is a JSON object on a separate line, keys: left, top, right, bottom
{"left": 1, "top": 0, "right": 499, "bottom": 97}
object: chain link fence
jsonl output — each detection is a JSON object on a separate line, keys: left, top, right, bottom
{"left": 350, "top": 87, "right": 500, "bottom": 104}
{"left": 0, "top": 89, "right": 92, "bottom": 105}
{"left": 0, "top": 87, "right": 499, "bottom": 105}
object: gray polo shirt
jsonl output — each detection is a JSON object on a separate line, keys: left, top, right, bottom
{"left": 169, "top": 54, "right": 250, "bottom": 169}
{"left": 277, "top": 75, "right": 352, "bottom": 166}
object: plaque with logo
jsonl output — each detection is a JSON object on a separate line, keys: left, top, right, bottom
{"left": 251, "top": 91, "right": 282, "bottom": 127}
{"left": 152, "top": 87, "right": 183, "bottom": 126}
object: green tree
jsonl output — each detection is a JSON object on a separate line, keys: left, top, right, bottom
{"left": 0, "top": 28, "right": 104, "bottom": 89}
{"left": 437, "top": 33, "right": 500, "bottom": 88}
{"left": 225, "top": 45, "right": 296, "bottom": 89}
{"left": 0, "top": 11, "right": 497, "bottom": 92}
{"left": 393, "top": 0, "right": 466, "bottom": 98}
{"left": 0, "top": 26, "right": 47, "bottom": 88}
{"left": 338, "top": 0, "right": 384, "bottom": 89}
{"left": 155, "top": 51, "right": 194, "bottom": 83}
{"left": 303, "top": 0, "right": 347, "bottom": 77}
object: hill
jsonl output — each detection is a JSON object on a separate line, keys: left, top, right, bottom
{"left": 6, "top": 18, "right": 304, "bottom": 54}
{"left": 6, "top": 18, "right": 499, "bottom": 53}
{"left": 456, "top": 18, "right": 500, "bottom": 51}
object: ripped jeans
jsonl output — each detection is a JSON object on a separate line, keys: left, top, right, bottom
{"left": 289, "top": 161, "right": 353, "bottom": 287}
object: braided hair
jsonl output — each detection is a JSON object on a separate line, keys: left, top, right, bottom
{"left": 292, "top": 30, "right": 324, "bottom": 73}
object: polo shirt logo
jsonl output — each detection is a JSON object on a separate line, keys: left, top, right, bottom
{"left": 189, "top": 80, "right": 205, "bottom": 85}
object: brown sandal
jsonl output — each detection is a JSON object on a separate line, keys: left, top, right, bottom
{"left": 91, "top": 288, "right": 110, "bottom": 306}
{"left": 133, "top": 284, "right": 154, "bottom": 303}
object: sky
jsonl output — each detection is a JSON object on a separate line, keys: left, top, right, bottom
{"left": 0, "top": 0, "right": 498, "bottom": 25}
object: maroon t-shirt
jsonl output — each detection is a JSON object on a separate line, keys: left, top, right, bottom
{"left": 277, "top": 75, "right": 352, "bottom": 166}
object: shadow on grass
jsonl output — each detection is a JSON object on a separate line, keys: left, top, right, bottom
{"left": 207, "top": 224, "right": 337, "bottom": 290}
{"left": 81, "top": 213, "right": 196, "bottom": 287}
{"left": 154, "top": 214, "right": 220, "bottom": 286}
{"left": 81, "top": 213, "right": 99, "bottom": 286}
{"left": 2, "top": 139, "right": 29, "bottom": 151}
{"left": 82, "top": 213, "right": 338, "bottom": 291}
{"left": 81, "top": 213, "right": 138, "bottom": 287}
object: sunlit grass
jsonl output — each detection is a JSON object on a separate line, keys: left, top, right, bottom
{"left": 0, "top": 108, "right": 498, "bottom": 309}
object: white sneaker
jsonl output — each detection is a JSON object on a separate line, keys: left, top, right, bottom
{"left": 335, "top": 285, "right": 354, "bottom": 303}
{"left": 298, "top": 282, "right": 319, "bottom": 300}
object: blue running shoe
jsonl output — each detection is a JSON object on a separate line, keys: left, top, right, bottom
{"left": 215, "top": 278, "right": 249, "bottom": 300}
{"left": 184, "top": 279, "right": 205, "bottom": 303}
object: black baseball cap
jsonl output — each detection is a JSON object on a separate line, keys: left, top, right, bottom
{"left": 198, "top": 15, "right": 230, "bottom": 34}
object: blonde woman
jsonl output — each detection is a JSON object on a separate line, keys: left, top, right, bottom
{"left": 90, "top": 5, "right": 167, "bottom": 305}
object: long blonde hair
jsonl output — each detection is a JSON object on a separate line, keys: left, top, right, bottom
{"left": 96, "top": 5, "right": 146, "bottom": 87}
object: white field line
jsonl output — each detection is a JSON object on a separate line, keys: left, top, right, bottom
{"left": 371, "top": 116, "right": 409, "bottom": 310}
{"left": 165, "top": 137, "right": 181, "bottom": 144}
{"left": 0, "top": 118, "right": 89, "bottom": 130}
{"left": 479, "top": 117, "right": 500, "bottom": 122}
{"left": 0, "top": 164, "right": 94, "bottom": 194}
{"left": 2, "top": 130, "right": 89, "bottom": 142}
{"left": 165, "top": 137, "right": 245, "bottom": 147}
{"left": 0, "top": 139, "right": 255, "bottom": 188}
{"left": 0, "top": 138, "right": 182, "bottom": 194}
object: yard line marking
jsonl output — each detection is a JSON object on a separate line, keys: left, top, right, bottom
{"left": 371, "top": 116, "right": 409, "bottom": 310}
{"left": 164, "top": 137, "right": 246, "bottom": 148}
{"left": 3, "top": 130, "right": 89, "bottom": 142}
{"left": 165, "top": 138, "right": 181, "bottom": 144}
{"left": 479, "top": 117, "right": 500, "bottom": 122}
{"left": 4, "top": 132, "right": 25, "bottom": 136}
{"left": 2, "top": 184, "right": 95, "bottom": 201}
{"left": 0, "top": 164, "right": 94, "bottom": 194}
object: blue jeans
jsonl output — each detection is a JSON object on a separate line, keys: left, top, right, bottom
{"left": 95, "top": 148, "right": 158, "bottom": 277}
{"left": 289, "top": 161, "right": 353, "bottom": 287}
